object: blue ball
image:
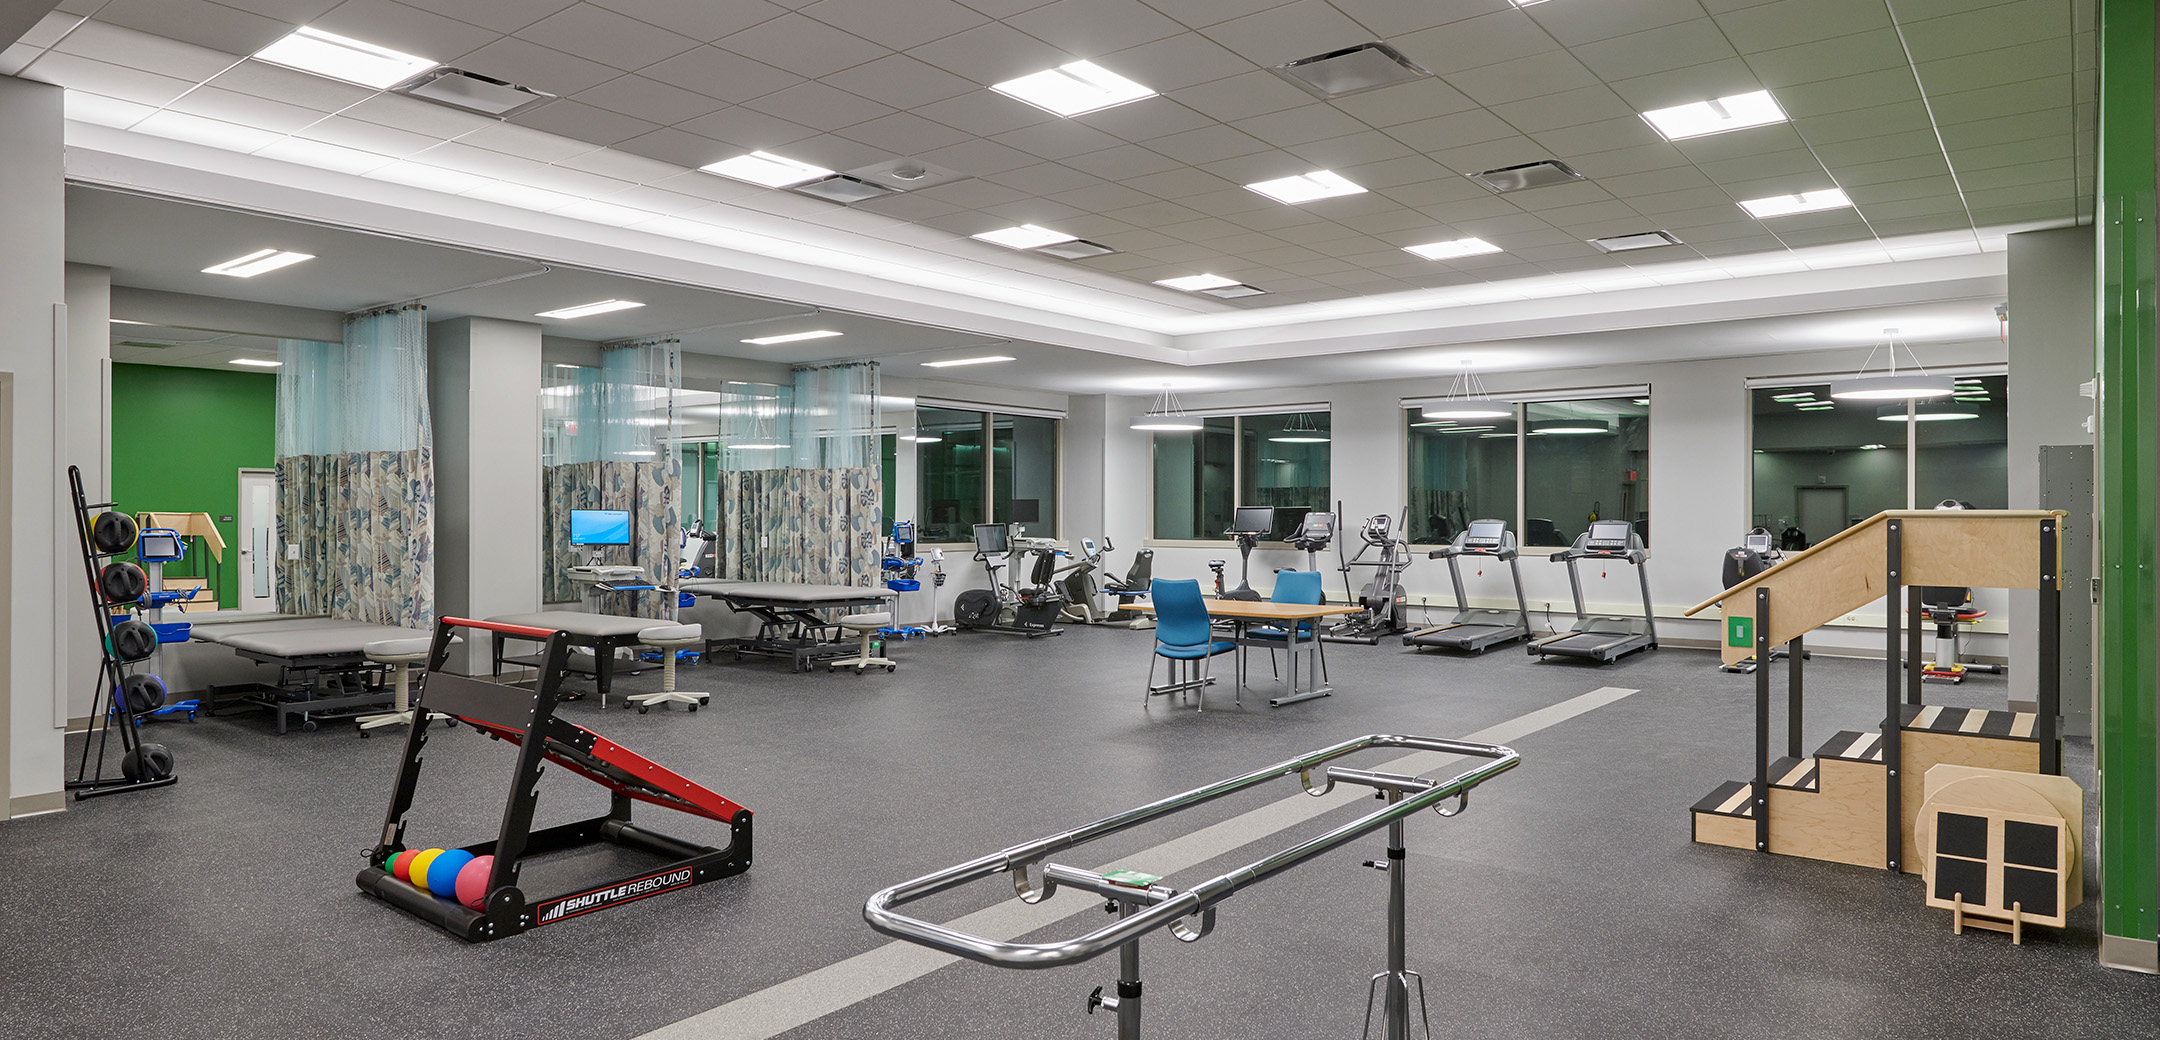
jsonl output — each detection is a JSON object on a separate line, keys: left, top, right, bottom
{"left": 426, "top": 849, "right": 475, "bottom": 897}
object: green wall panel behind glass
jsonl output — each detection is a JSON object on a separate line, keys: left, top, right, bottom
{"left": 110, "top": 363, "right": 277, "bottom": 610}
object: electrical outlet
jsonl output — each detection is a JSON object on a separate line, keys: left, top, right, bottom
{"left": 285, "top": 542, "right": 300, "bottom": 561}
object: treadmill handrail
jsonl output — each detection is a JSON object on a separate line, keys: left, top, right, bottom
{"left": 864, "top": 734, "right": 1517, "bottom": 969}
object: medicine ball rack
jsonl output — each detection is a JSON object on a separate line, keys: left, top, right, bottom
{"left": 65, "top": 464, "right": 178, "bottom": 800}
{"left": 357, "top": 616, "right": 753, "bottom": 942}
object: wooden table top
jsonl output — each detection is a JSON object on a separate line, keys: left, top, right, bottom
{"left": 1138, "top": 599, "right": 1357, "bottom": 620}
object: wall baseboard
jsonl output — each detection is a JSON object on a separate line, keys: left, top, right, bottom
{"left": 2100, "top": 935, "right": 2159, "bottom": 974}
{"left": 9, "top": 791, "right": 65, "bottom": 818}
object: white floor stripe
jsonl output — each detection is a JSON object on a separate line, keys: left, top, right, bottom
{"left": 637, "top": 686, "right": 1641, "bottom": 1040}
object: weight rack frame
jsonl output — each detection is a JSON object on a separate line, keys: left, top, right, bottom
{"left": 66, "top": 464, "right": 175, "bottom": 800}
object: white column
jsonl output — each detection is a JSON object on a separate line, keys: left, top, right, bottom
{"left": 62, "top": 265, "right": 111, "bottom": 725}
{"left": 429, "top": 317, "right": 543, "bottom": 674}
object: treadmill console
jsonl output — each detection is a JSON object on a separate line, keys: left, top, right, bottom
{"left": 1463, "top": 519, "right": 1509, "bottom": 551}
{"left": 1582, "top": 520, "right": 1640, "bottom": 554}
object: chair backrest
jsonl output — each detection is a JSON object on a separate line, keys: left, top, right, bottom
{"left": 1271, "top": 569, "right": 1323, "bottom": 606}
{"left": 1150, "top": 578, "right": 1212, "bottom": 647}
{"left": 1123, "top": 549, "right": 1154, "bottom": 587}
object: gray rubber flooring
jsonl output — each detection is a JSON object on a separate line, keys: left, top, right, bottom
{"left": 4, "top": 625, "right": 2153, "bottom": 1039}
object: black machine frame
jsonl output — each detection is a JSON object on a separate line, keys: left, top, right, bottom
{"left": 65, "top": 465, "right": 178, "bottom": 800}
{"left": 358, "top": 617, "right": 753, "bottom": 941}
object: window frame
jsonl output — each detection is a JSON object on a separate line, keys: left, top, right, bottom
{"left": 913, "top": 404, "right": 1065, "bottom": 547}
{"left": 1400, "top": 388, "right": 1651, "bottom": 553}
{"left": 1146, "top": 407, "right": 1332, "bottom": 548}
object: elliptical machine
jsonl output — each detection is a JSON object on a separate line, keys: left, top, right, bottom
{"left": 1057, "top": 537, "right": 1111, "bottom": 623}
{"left": 952, "top": 523, "right": 1064, "bottom": 638}
{"left": 1325, "top": 505, "right": 1413, "bottom": 645}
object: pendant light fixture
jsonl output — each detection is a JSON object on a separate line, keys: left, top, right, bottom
{"left": 1131, "top": 385, "right": 1204, "bottom": 431}
{"left": 1829, "top": 327, "right": 1955, "bottom": 401}
{"left": 1267, "top": 412, "right": 1329, "bottom": 443}
{"left": 1875, "top": 402, "right": 1979, "bottom": 423}
{"left": 1528, "top": 400, "right": 1610, "bottom": 435}
{"left": 1423, "top": 362, "right": 1512, "bottom": 419}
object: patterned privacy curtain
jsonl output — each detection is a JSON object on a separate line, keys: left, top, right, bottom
{"left": 540, "top": 341, "right": 680, "bottom": 615}
{"left": 273, "top": 306, "right": 435, "bottom": 629}
{"left": 711, "top": 363, "right": 881, "bottom": 586}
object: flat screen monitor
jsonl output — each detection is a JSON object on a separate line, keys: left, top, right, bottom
{"left": 1081, "top": 538, "right": 1096, "bottom": 556}
{"left": 974, "top": 523, "right": 1010, "bottom": 555}
{"left": 1232, "top": 505, "right": 1276, "bottom": 536}
{"left": 1272, "top": 505, "right": 1309, "bottom": 540}
{"left": 1743, "top": 531, "right": 1773, "bottom": 552}
{"left": 1009, "top": 499, "right": 1040, "bottom": 523}
{"left": 137, "top": 530, "right": 183, "bottom": 562}
{"left": 1466, "top": 519, "right": 1506, "bottom": 545}
{"left": 1586, "top": 520, "right": 1633, "bottom": 547}
{"left": 570, "top": 509, "right": 631, "bottom": 546}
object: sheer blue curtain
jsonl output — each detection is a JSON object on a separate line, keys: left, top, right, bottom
{"left": 540, "top": 340, "right": 680, "bottom": 611}
{"left": 273, "top": 305, "right": 435, "bottom": 628}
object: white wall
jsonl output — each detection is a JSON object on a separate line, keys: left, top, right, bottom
{"left": 431, "top": 317, "right": 544, "bottom": 673}
{"left": 62, "top": 265, "right": 110, "bottom": 724}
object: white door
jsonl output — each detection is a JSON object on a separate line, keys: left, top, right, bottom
{"left": 238, "top": 469, "right": 277, "bottom": 612}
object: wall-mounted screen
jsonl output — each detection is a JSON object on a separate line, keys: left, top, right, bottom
{"left": 569, "top": 509, "right": 631, "bottom": 546}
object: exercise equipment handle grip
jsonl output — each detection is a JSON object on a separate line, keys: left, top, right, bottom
{"left": 440, "top": 616, "right": 560, "bottom": 639}
{"left": 863, "top": 734, "right": 1517, "bottom": 969}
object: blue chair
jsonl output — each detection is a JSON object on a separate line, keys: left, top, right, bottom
{"left": 1241, "top": 569, "right": 1327, "bottom": 685}
{"left": 1146, "top": 578, "right": 1238, "bottom": 711}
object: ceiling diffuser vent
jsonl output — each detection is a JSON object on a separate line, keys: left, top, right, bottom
{"left": 1470, "top": 160, "right": 1584, "bottom": 193}
{"left": 1033, "top": 239, "right": 1116, "bottom": 259}
{"left": 1200, "top": 283, "right": 1268, "bottom": 299}
{"left": 790, "top": 174, "right": 899, "bottom": 205}
{"left": 1271, "top": 42, "right": 1432, "bottom": 100}
{"left": 396, "top": 68, "right": 555, "bottom": 117}
{"left": 1589, "top": 230, "right": 1684, "bottom": 253}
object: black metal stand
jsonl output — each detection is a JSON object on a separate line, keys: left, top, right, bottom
{"left": 64, "top": 465, "right": 176, "bottom": 801}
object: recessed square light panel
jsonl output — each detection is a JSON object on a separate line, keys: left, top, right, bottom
{"left": 203, "top": 249, "right": 315, "bottom": 278}
{"left": 1246, "top": 170, "right": 1366, "bottom": 204}
{"left": 1471, "top": 160, "right": 1583, "bottom": 194}
{"left": 1404, "top": 238, "right": 1502, "bottom": 261}
{"left": 1589, "top": 230, "right": 1684, "bottom": 253}
{"left": 535, "top": 299, "right": 644, "bottom": 319}
{"left": 1155, "top": 274, "right": 1242, "bottom": 292}
{"left": 1271, "top": 42, "right": 1433, "bottom": 100}
{"left": 252, "top": 27, "right": 436, "bottom": 89}
{"left": 1740, "top": 188, "right": 1853, "bottom": 218}
{"left": 1640, "top": 90, "right": 1787, "bottom": 141}
{"left": 396, "top": 68, "right": 554, "bottom": 117}
{"left": 702, "top": 151, "right": 836, "bottom": 188}
{"left": 992, "top": 60, "right": 1156, "bottom": 116}
{"left": 974, "top": 225, "right": 1077, "bottom": 250}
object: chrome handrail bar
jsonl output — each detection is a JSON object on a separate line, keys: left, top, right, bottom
{"left": 863, "top": 734, "right": 1518, "bottom": 969}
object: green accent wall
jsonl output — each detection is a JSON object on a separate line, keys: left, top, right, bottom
{"left": 2095, "top": 0, "right": 2159, "bottom": 956}
{"left": 110, "top": 363, "right": 277, "bottom": 609}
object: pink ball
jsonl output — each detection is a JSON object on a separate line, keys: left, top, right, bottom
{"left": 455, "top": 854, "right": 494, "bottom": 910}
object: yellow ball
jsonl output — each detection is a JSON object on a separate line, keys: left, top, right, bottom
{"left": 408, "top": 849, "right": 445, "bottom": 889}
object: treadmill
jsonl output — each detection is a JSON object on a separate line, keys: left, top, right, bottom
{"left": 1527, "top": 519, "right": 1657, "bottom": 664}
{"left": 1403, "top": 519, "right": 1531, "bottom": 653}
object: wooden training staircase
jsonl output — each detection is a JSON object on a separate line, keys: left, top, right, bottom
{"left": 1683, "top": 510, "right": 2065, "bottom": 873}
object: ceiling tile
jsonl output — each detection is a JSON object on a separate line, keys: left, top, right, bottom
{"left": 1326, "top": 0, "right": 1508, "bottom": 38}
{"left": 1499, "top": 180, "right": 1617, "bottom": 211}
{"left": 915, "top": 89, "right": 1055, "bottom": 137}
{"left": 1060, "top": 142, "right": 1185, "bottom": 179}
{"left": 1075, "top": 96, "right": 1217, "bottom": 142}
{"left": 824, "top": 53, "right": 981, "bottom": 109}
{"left": 211, "top": 0, "right": 344, "bottom": 22}
{"left": 1338, "top": 154, "right": 1456, "bottom": 189}
{"left": 341, "top": 91, "right": 501, "bottom": 137}
{"left": 457, "top": 35, "right": 626, "bottom": 95}
{"left": 1842, "top": 175, "right": 1960, "bottom": 204}
{"left": 511, "top": 97, "right": 663, "bottom": 144}
{"left": 1571, "top": 19, "right": 1737, "bottom": 82}
{"left": 1425, "top": 135, "right": 1555, "bottom": 176}
{"left": 1791, "top": 100, "right": 1932, "bottom": 144}
{"left": 1328, "top": 78, "right": 1479, "bottom": 130}
{"left": 1009, "top": 0, "right": 1185, "bottom": 56}
{"left": 1602, "top": 57, "right": 1763, "bottom": 111}
{"left": 991, "top": 118, "right": 1125, "bottom": 158}
{"left": 577, "top": 74, "right": 729, "bottom": 124}
{"left": 1049, "top": 181, "right": 1158, "bottom": 211}
{"left": 677, "top": 104, "right": 818, "bottom": 148}
{"left": 1949, "top": 135, "right": 2074, "bottom": 172}
{"left": 94, "top": 0, "right": 290, "bottom": 54}
{"left": 955, "top": 0, "right": 1060, "bottom": 17}
{"left": 1527, "top": 116, "right": 1667, "bottom": 156}
{"left": 1695, "top": 146, "right": 1824, "bottom": 182}
{"left": 1714, "top": 0, "right": 1892, "bottom": 52}
{"left": 205, "top": 59, "right": 377, "bottom": 112}
{"left": 1899, "top": 0, "right": 2072, "bottom": 65}
{"left": 515, "top": 2, "right": 700, "bottom": 71}
{"left": 770, "top": 132, "right": 890, "bottom": 170}
{"left": 1915, "top": 39, "right": 2078, "bottom": 95}
{"left": 1490, "top": 85, "right": 1635, "bottom": 134}
{"left": 165, "top": 86, "right": 326, "bottom": 133}
{"left": 52, "top": 20, "right": 242, "bottom": 82}
{"left": 1808, "top": 131, "right": 1941, "bottom": 169}
{"left": 848, "top": 191, "right": 966, "bottom": 220}
{"left": 1165, "top": 68, "right": 1312, "bottom": 122}
{"left": 1197, "top": 0, "right": 1370, "bottom": 66}
{"left": 1144, "top": 123, "right": 1272, "bottom": 164}
{"left": 1096, "top": 30, "right": 1254, "bottom": 94}
{"left": 1769, "top": 68, "right": 1925, "bottom": 119}
{"left": 914, "top": 136, "right": 1042, "bottom": 176}
{"left": 1673, "top": 124, "right": 1807, "bottom": 162}
{"left": 979, "top": 197, "right": 1090, "bottom": 222}
{"left": 1103, "top": 199, "right": 1210, "bottom": 226}
{"left": 1858, "top": 194, "right": 1971, "bottom": 220}
{"left": 910, "top": 178, "right": 1029, "bottom": 206}
{"left": 587, "top": 0, "right": 783, "bottom": 41}
{"left": 312, "top": 1, "right": 501, "bottom": 65}
{"left": 1372, "top": 176, "right": 1492, "bottom": 208}
{"left": 1834, "top": 152, "right": 1953, "bottom": 186}
{"left": 1937, "top": 109, "right": 2074, "bottom": 152}
{"left": 1284, "top": 129, "right": 1415, "bottom": 167}
{"left": 564, "top": 152, "right": 692, "bottom": 187}
{"left": 1523, "top": 0, "right": 1707, "bottom": 47}
{"left": 1748, "top": 29, "right": 1913, "bottom": 88}
{"left": 799, "top": 0, "right": 987, "bottom": 50}
{"left": 1716, "top": 171, "right": 1840, "bottom": 200}
{"left": 1955, "top": 159, "right": 2073, "bottom": 193}
{"left": 1928, "top": 76, "right": 2076, "bottom": 125}
{"left": 1566, "top": 141, "right": 1692, "bottom": 178}
{"left": 908, "top": 21, "right": 1074, "bottom": 85}
{"left": 293, "top": 114, "right": 442, "bottom": 157}
{"left": 742, "top": 79, "right": 894, "bottom": 131}
{"left": 716, "top": 12, "right": 889, "bottom": 79}
{"left": 454, "top": 120, "right": 601, "bottom": 163}
{"left": 1232, "top": 103, "right": 1368, "bottom": 147}
{"left": 1443, "top": 51, "right": 1602, "bottom": 107}
{"left": 981, "top": 160, "right": 1103, "bottom": 193}
{"left": 839, "top": 111, "right": 974, "bottom": 153}
{"left": 1594, "top": 165, "right": 1716, "bottom": 195}
{"left": 1627, "top": 186, "right": 1738, "bottom": 216}
{"left": 1123, "top": 166, "right": 1240, "bottom": 198}
{"left": 1383, "top": 108, "right": 1520, "bottom": 153}
{"left": 640, "top": 45, "right": 801, "bottom": 103}
{"left": 1394, "top": 10, "right": 1562, "bottom": 73}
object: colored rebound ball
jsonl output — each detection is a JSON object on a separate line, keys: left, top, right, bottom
{"left": 390, "top": 850, "right": 422, "bottom": 882}
{"left": 408, "top": 849, "right": 445, "bottom": 888}
{"left": 455, "top": 855, "right": 494, "bottom": 910}
{"left": 426, "top": 849, "right": 475, "bottom": 897}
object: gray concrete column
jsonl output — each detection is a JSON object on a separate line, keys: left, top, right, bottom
{"left": 429, "top": 316, "right": 543, "bottom": 675}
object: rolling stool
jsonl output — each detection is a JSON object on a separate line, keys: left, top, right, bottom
{"left": 628, "top": 624, "right": 710, "bottom": 713}
{"left": 357, "top": 637, "right": 451, "bottom": 737}
{"left": 828, "top": 613, "right": 896, "bottom": 674}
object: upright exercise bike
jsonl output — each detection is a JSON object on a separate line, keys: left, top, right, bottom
{"left": 952, "top": 522, "right": 1065, "bottom": 638}
{"left": 1221, "top": 506, "right": 1275, "bottom": 601}
{"left": 1326, "top": 506, "right": 1414, "bottom": 645}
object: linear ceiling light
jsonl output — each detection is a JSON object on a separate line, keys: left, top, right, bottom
{"left": 1640, "top": 90, "right": 1787, "bottom": 141}
{"left": 1246, "top": 170, "right": 1365, "bottom": 204}
{"left": 702, "top": 151, "right": 836, "bottom": 188}
{"left": 1740, "top": 188, "right": 1853, "bottom": 218}
{"left": 973, "top": 224, "right": 1078, "bottom": 250}
{"left": 1156, "top": 274, "right": 1241, "bottom": 292}
{"left": 1405, "top": 237, "right": 1503, "bottom": 261}
{"left": 202, "top": 249, "right": 315, "bottom": 278}
{"left": 921, "top": 355, "right": 1015, "bottom": 368}
{"left": 535, "top": 299, "right": 645, "bottom": 319}
{"left": 742, "top": 330, "right": 842, "bottom": 345}
{"left": 228, "top": 357, "right": 282, "bottom": 367}
{"left": 992, "top": 60, "right": 1156, "bottom": 116}
{"left": 253, "top": 27, "right": 436, "bottom": 89}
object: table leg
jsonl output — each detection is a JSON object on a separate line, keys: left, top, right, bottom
{"left": 1269, "top": 621, "right": 1333, "bottom": 707}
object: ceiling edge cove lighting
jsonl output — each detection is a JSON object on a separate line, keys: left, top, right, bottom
{"left": 535, "top": 299, "right": 645, "bottom": 319}
{"left": 992, "top": 60, "right": 1156, "bottom": 116}
{"left": 229, "top": 357, "right": 282, "bottom": 367}
{"left": 202, "top": 249, "right": 314, "bottom": 277}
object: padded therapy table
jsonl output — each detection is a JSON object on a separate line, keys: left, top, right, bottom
{"left": 681, "top": 580, "right": 896, "bottom": 672}
{"left": 195, "top": 618, "right": 442, "bottom": 733}
{"left": 483, "top": 611, "right": 658, "bottom": 703}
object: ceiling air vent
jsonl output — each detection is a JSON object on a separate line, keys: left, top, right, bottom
{"left": 1034, "top": 239, "right": 1116, "bottom": 259}
{"left": 790, "top": 175, "right": 899, "bottom": 205}
{"left": 1589, "top": 230, "right": 1685, "bottom": 253}
{"left": 396, "top": 68, "right": 555, "bottom": 118}
{"left": 1271, "top": 42, "right": 1432, "bottom": 100}
{"left": 1200, "top": 283, "right": 1268, "bottom": 299}
{"left": 1470, "top": 160, "right": 1584, "bottom": 193}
